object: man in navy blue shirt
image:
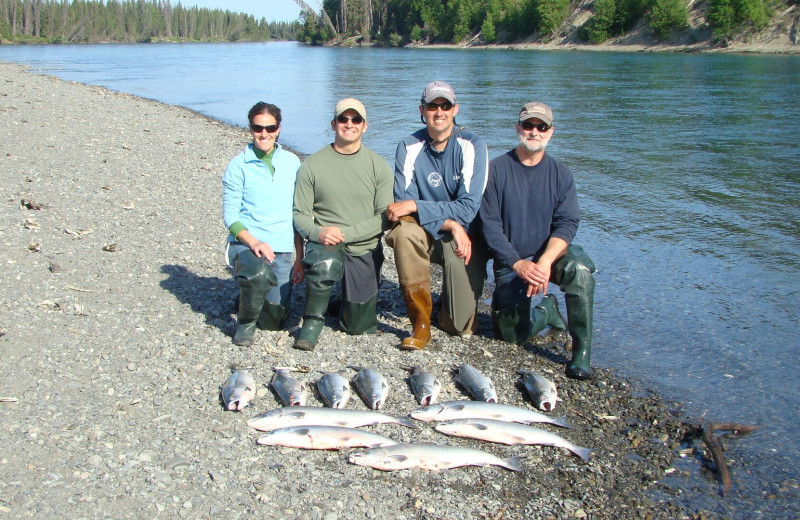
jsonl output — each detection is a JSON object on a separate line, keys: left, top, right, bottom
{"left": 480, "top": 102, "right": 597, "bottom": 380}
{"left": 386, "top": 81, "right": 489, "bottom": 350}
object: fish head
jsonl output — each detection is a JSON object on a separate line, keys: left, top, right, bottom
{"left": 410, "top": 403, "right": 445, "bottom": 421}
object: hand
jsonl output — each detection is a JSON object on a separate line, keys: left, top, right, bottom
{"left": 318, "top": 226, "right": 345, "bottom": 245}
{"left": 386, "top": 200, "right": 417, "bottom": 222}
{"left": 291, "top": 259, "right": 305, "bottom": 284}
{"left": 513, "top": 259, "right": 551, "bottom": 297}
{"left": 251, "top": 241, "right": 275, "bottom": 262}
{"left": 444, "top": 220, "right": 472, "bottom": 265}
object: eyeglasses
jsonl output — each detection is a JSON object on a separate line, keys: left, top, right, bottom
{"left": 336, "top": 114, "right": 364, "bottom": 124}
{"left": 250, "top": 123, "right": 279, "bottom": 133}
{"left": 520, "top": 121, "right": 551, "bottom": 132}
{"left": 424, "top": 101, "right": 454, "bottom": 112}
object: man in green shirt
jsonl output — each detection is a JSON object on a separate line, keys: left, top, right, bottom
{"left": 292, "top": 98, "right": 394, "bottom": 351}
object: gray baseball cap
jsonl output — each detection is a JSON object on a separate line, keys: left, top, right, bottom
{"left": 519, "top": 102, "right": 553, "bottom": 126}
{"left": 421, "top": 81, "right": 456, "bottom": 104}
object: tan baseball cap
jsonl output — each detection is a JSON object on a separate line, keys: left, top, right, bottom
{"left": 334, "top": 98, "right": 367, "bottom": 120}
{"left": 519, "top": 102, "right": 553, "bottom": 126}
{"left": 421, "top": 81, "right": 456, "bottom": 104}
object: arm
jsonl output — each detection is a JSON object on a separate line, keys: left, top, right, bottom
{"left": 479, "top": 158, "right": 523, "bottom": 268}
{"left": 291, "top": 231, "right": 305, "bottom": 284}
{"left": 513, "top": 237, "right": 569, "bottom": 297}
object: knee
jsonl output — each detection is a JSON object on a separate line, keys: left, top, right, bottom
{"left": 387, "top": 219, "right": 425, "bottom": 248}
{"left": 558, "top": 254, "right": 595, "bottom": 294}
{"left": 234, "top": 251, "right": 277, "bottom": 286}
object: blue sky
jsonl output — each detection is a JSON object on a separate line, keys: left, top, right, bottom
{"left": 181, "top": 0, "right": 306, "bottom": 22}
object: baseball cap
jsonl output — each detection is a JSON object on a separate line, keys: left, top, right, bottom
{"left": 334, "top": 98, "right": 367, "bottom": 120}
{"left": 518, "top": 102, "right": 553, "bottom": 126}
{"left": 421, "top": 81, "right": 456, "bottom": 104}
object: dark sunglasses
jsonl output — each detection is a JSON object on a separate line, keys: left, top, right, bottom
{"left": 520, "top": 121, "right": 551, "bottom": 132}
{"left": 424, "top": 101, "right": 454, "bottom": 112}
{"left": 336, "top": 114, "right": 364, "bottom": 124}
{"left": 250, "top": 123, "right": 279, "bottom": 133}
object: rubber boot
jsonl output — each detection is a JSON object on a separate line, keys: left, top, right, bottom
{"left": 257, "top": 302, "right": 288, "bottom": 331}
{"left": 293, "top": 243, "right": 344, "bottom": 351}
{"left": 293, "top": 288, "right": 330, "bottom": 351}
{"left": 400, "top": 280, "right": 432, "bottom": 350}
{"left": 532, "top": 294, "right": 566, "bottom": 333}
{"left": 557, "top": 247, "right": 596, "bottom": 380}
{"left": 492, "top": 299, "right": 531, "bottom": 344}
{"left": 233, "top": 252, "right": 277, "bottom": 346}
{"left": 339, "top": 294, "right": 378, "bottom": 335}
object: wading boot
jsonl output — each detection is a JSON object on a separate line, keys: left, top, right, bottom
{"left": 492, "top": 294, "right": 564, "bottom": 344}
{"left": 560, "top": 253, "right": 595, "bottom": 380}
{"left": 292, "top": 243, "right": 344, "bottom": 352}
{"left": 257, "top": 302, "right": 288, "bottom": 331}
{"left": 233, "top": 251, "right": 276, "bottom": 346}
{"left": 339, "top": 294, "right": 378, "bottom": 336}
{"left": 293, "top": 288, "right": 330, "bottom": 351}
{"left": 400, "top": 280, "right": 432, "bottom": 350}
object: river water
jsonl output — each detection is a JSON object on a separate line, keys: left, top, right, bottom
{"left": 2, "top": 42, "right": 799, "bottom": 517}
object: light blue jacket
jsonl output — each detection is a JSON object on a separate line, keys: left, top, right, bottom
{"left": 222, "top": 143, "right": 301, "bottom": 252}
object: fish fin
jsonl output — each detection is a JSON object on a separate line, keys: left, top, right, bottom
{"left": 293, "top": 428, "right": 311, "bottom": 435}
{"left": 389, "top": 454, "right": 409, "bottom": 462}
{"left": 286, "top": 411, "right": 307, "bottom": 419}
{"left": 451, "top": 403, "right": 467, "bottom": 412}
{"left": 472, "top": 423, "right": 489, "bottom": 432}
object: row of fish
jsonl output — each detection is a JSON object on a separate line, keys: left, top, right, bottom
{"left": 246, "top": 399, "right": 592, "bottom": 467}
{"left": 222, "top": 364, "right": 559, "bottom": 413}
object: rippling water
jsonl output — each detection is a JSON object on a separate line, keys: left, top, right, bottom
{"left": 2, "top": 42, "right": 799, "bottom": 517}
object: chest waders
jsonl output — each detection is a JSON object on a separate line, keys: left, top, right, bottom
{"left": 232, "top": 250, "right": 283, "bottom": 346}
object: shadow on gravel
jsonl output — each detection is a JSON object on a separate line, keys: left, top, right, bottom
{"left": 159, "top": 264, "right": 237, "bottom": 333}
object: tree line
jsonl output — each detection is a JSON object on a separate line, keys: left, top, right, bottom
{"left": 296, "top": 0, "right": 789, "bottom": 46}
{"left": 0, "top": 0, "right": 300, "bottom": 43}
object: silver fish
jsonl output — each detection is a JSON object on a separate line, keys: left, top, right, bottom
{"left": 434, "top": 418, "right": 591, "bottom": 461}
{"left": 349, "top": 443, "right": 522, "bottom": 472}
{"left": 221, "top": 368, "right": 256, "bottom": 411}
{"left": 316, "top": 372, "right": 351, "bottom": 409}
{"left": 455, "top": 363, "right": 498, "bottom": 403}
{"left": 270, "top": 368, "right": 308, "bottom": 407}
{"left": 518, "top": 370, "right": 558, "bottom": 412}
{"left": 247, "top": 406, "right": 418, "bottom": 432}
{"left": 350, "top": 366, "right": 389, "bottom": 410}
{"left": 257, "top": 425, "right": 398, "bottom": 450}
{"left": 408, "top": 366, "right": 441, "bottom": 406}
{"left": 411, "top": 400, "right": 571, "bottom": 428}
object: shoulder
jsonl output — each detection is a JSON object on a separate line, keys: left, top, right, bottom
{"left": 274, "top": 143, "right": 301, "bottom": 164}
{"left": 455, "top": 127, "right": 486, "bottom": 147}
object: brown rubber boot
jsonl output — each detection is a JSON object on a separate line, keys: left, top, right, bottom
{"left": 399, "top": 280, "right": 433, "bottom": 350}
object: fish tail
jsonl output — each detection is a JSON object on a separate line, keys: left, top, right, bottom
{"left": 553, "top": 416, "right": 572, "bottom": 429}
{"left": 572, "top": 446, "right": 592, "bottom": 462}
{"left": 505, "top": 455, "right": 523, "bottom": 472}
{"left": 396, "top": 416, "right": 420, "bottom": 429}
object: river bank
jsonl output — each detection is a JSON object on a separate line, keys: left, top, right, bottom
{"left": 0, "top": 61, "right": 766, "bottom": 519}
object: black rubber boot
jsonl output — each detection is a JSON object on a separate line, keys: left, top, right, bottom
{"left": 339, "top": 294, "right": 378, "bottom": 336}
{"left": 492, "top": 294, "right": 564, "bottom": 344}
{"left": 293, "top": 243, "right": 344, "bottom": 351}
{"left": 233, "top": 251, "right": 277, "bottom": 346}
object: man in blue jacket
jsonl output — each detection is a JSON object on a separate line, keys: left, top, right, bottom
{"left": 385, "top": 81, "right": 489, "bottom": 350}
{"left": 480, "top": 102, "right": 597, "bottom": 379}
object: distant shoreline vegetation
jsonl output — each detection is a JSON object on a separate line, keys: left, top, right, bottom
{"left": 294, "top": 0, "right": 791, "bottom": 49}
{"left": 0, "top": 0, "right": 300, "bottom": 44}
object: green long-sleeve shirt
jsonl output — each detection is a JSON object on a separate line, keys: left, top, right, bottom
{"left": 293, "top": 144, "right": 394, "bottom": 256}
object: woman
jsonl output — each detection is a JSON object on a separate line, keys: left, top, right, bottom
{"left": 222, "top": 102, "right": 304, "bottom": 346}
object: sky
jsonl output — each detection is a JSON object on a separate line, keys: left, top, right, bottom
{"left": 180, "top": 0, "right": 307, "bottom": 22}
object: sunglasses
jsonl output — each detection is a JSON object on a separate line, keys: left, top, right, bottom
{"left": 250, "top": 123, "right": 279, "bottom": 133}
{"left": 336, "top": 114, "right": 364, "bottom": 124}
{"left": 424, "top": 101, "right": 454, "bottom": 112}
{"left": 520, "top": 121, "right": 551, "bottom": 132}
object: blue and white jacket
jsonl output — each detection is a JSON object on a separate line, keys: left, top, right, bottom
{"left": 393, "top": 126, "right": 489, "bottom": 239}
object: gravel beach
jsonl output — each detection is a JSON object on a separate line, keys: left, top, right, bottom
{"left": 1, "top": 62, "right": 720, "bottom": 520}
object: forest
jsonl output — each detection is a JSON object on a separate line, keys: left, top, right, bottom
{"left": 296, "top": 0, "right": 792, "bottom": 46}
{"left": 0, "top": 0, "right": 300, "bottom": 43}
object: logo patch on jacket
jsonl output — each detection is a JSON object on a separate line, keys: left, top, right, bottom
{"left": 427, "top": 172, "right": 443, "bottom": 188}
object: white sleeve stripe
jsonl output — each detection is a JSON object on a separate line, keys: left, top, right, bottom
{"left": 403, "top": 142, "right": 424, "bottom": 190}
{"left": 457, "top": 137, "right": 476, "bottom": 193}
